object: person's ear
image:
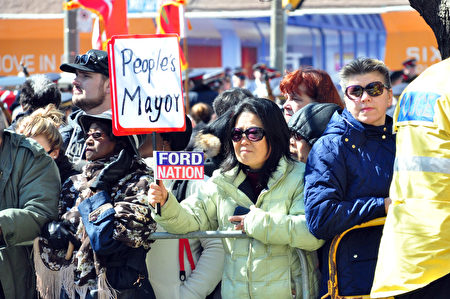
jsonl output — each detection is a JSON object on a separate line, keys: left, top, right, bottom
{"left": 52, "top": 148, "right": 60, "bottom": 160}
{"left": 387, "top": 88, "right": 393, "bottom": 107}
{"left": 103, "top": 78, "right": 110, "bottom": 95}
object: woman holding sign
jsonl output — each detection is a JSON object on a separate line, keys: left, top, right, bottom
{"left": 148, "top": 97, "right": 324, "bottom": 299}
{"left": 34, "top": 111, "right": 157, "bottom": 299}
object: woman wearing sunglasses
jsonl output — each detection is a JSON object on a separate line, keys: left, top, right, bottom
{"left": 303, "top": 58, "right": 396, "bottom": 297}
{"left": 16, "top": 104, "right": 78, "bottom": 184}
{"left": 34, "top": 112, "right": 157, "bottom": 299}
{"left": 148, "top": 97, "right": 324, "bottom": 299}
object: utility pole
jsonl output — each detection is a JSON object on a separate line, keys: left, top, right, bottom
{"left": 270, "top": 0, "right": 286, "bottom": 72}
{"left": 64, "top": 7, "right": 79, "bottom": 64}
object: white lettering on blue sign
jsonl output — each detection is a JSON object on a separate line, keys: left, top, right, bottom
{"left": 157, "top": 151, "right": 204, "bottom": 165}
{"left": 397, "top": 91, "right": 440, "bottom": 122}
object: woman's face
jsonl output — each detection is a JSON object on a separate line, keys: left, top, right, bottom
{"left": 84, "top": 123, "right": 117, "bottom": 161}
{"left": 344, "top": 72, "right": 392, "bottom": 126}
{"left": 232, "top": 111, "right": 270, "bottom": 170}
{"left": 289, "top": 134, "right": 311, "bottom": 163}
{"left": 32, "top": 134, "right": 59, "bottom": 160}
{"left": 283, "top": 83, "right": 315, "bottom": 122}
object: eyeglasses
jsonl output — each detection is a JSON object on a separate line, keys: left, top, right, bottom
{"left": 345, "top": 81, "right": 389, "bottom": 101}
{"left": 290, "top": 130, "right": 303, "bottom": 141}
{"left": 74, "top": 53, "right": 107, "bottom": 69}
{"left": 231, "top": 127, "right": 265, "bottom": 142}
{"left": 85, "top": 131, "right": 105, "bottom": 140}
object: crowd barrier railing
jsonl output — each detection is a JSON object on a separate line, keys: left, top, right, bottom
{"left": 148, "top": 231, "right": 311, "bottom": 298}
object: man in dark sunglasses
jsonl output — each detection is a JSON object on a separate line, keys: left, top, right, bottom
{"left": 59, "top": 49, "right": 112, "bottom": 166}
{"left": 303, "top": 57, "right": 396, "bottom": 297}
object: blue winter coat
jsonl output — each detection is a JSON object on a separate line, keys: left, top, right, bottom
{"left": 304, "top": 109, "right": 395, "bottom": 296}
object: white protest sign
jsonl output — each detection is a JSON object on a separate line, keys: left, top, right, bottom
{"left": 108, "top": 34, "right": 185, "bottom": 135}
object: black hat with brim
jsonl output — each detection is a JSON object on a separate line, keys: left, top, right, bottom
{"left": 60, "top": 49, "right": 109, "bottom": 77}
{"left": 78, "top": 111, "right": 146, "bottom": 157}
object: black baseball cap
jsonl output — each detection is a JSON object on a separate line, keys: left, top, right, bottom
{"left": 60, "top": 49, "right": 109, "bottom": 77}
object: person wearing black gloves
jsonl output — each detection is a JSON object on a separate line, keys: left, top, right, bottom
{"left": 34, "top": 111, "right": 157, "bottom": 299}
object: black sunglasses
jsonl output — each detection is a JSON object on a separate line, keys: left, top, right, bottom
{"left": 74, "top": 53, "right": 107, "bottom": 69}
{"left": 85, "top": 131, "right": 105, "bottom": 141}
{"left": 231, "top": 127, "right": 265, "bottom": 142}
{"left": 345, "top": 81, "right": 389, "bottom": 100}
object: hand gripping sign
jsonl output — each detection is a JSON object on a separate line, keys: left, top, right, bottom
{"left": 108, "top": 34, "right": 186, "bottom": 135}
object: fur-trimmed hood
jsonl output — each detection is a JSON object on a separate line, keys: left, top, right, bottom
{"left": 193, "top": 111, "right": 232, "bottom": 177}
{"left": 194, "top": 132, "right": 221, "bottom": 159}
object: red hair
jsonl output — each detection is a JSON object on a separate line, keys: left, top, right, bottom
{"left": 279, "top": 68, "right": 344, "bottom": 108}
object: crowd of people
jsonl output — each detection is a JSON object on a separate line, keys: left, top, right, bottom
{"left": 0, "top": 47, "right": 448, "bottom": 299}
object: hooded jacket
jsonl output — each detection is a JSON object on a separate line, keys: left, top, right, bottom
{"left": 288, "top": 103, "right": 341, "bottom": 146}
{"left": 0, "top": 130, "right": 60, "bottom": 299}
{"left": 153, "top": 157, "right": 324, "bottom": 299}
{"left": 304, "top": 109, "right": 395, "bottom": 296}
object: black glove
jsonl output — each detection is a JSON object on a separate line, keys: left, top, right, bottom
{"left": 41, "top": 221, "right": 81, "bottom": 250}
{"left": 90, "top": 149, "right": 134, "bottom": 193}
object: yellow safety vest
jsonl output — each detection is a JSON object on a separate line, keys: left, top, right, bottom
{"left": 370, "top": 58, "right": 450, "bottom": 297}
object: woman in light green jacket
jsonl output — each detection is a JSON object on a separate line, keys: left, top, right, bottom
{"left": 149, "top": 97, "right": 324, "bottom": 299}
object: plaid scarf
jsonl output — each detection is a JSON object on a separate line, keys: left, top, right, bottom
{"left": 35, "top": 155, "right": 157, "bottom": 299}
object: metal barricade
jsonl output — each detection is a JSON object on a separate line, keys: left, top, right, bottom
{"left": 148, "top": 231, "right": 311, "bottom": 298}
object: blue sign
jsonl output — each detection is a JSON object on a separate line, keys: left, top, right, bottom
{"left": 155, "top": 151, "right": 205, "bottom": 180}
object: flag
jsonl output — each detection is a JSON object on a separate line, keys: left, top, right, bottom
{"left": 157, "top": 0, "right": 188, "bottom": 70}
{"left": 64, "top": 0, "right": 128, "bottom": 50}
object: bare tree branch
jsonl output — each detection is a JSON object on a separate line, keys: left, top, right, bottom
{"left": 409, "top": 0, "right": 450, "bottom": 59}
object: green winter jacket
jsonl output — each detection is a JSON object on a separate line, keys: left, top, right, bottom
{"left": 0, "top": 130, "right": 60, "bottom": 299}
{"left": 153, "top": 157, "right": 324, "bottom": 299}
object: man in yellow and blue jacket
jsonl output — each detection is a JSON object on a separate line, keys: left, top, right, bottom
{"left": 371, "top": 58, "right": 450, "bottom": 298}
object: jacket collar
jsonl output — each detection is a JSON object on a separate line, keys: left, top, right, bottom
{"left": 325, "top": 109, "right": 393, "bottom": 149}
{"left": 212, "top": 157, "right": 293, "bottom": 195}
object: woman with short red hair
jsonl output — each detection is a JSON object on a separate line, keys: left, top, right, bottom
{"left": 280, "top": 68, "right": 344, "bottom": 122}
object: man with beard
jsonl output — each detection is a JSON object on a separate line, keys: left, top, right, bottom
{"left": 59, "top": 49, "right": 111, "bottom": 166}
